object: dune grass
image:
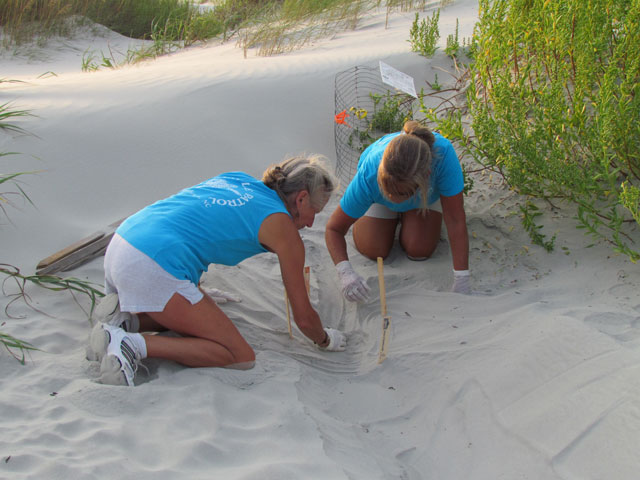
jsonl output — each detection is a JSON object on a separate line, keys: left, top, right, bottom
{"left": 0, "top": 81, "right": 35, "bottom": 221}
{"left": 0, "top": 0, "right": 222, "bottom": 50}
{"left": 0, "top": 264, "right": 104, "bottom": 364}
{"left": 0, "top": 89, "right": 37, "bottom": 362}
{"left": 0, "top": 331, "right": 37, "bottom": 364}
{"left": 0, "top": 0, "right": 444, "bottom": 62}
{"left": 234, "top": 0, "right": 437, "bottom": 56}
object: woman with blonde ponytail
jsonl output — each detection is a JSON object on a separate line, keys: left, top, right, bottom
{"left": 325, "top": 120, "right": 470, "bottom": 301}
{"left": 86, "top": 155, "right": 346, "bottom": 387}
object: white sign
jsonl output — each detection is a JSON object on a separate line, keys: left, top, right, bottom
{"left": 379, "top": 61, "right": 418, "bottom": 98}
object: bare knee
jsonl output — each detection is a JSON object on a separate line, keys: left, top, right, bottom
{"left": 398, "top": 209, "right": 442, "bottom": 259}
{"left": 233, "top": 345, "right": 256, "bottom": 366}
{"left": 353, "top": 217, "right": 397, "bottom": 261}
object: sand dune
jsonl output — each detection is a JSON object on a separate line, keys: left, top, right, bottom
{"left": 2, "top": 1, "right": 639, "bottom": 478}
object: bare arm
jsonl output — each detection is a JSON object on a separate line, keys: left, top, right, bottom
{"left": 325, "top": 205, "right": 358, "bottom": 265}
{"left": 259, "top": 213, "right": 328, "bottom": 346}
{"left": 441, "top": 192, "right": 469, "bottom": 271}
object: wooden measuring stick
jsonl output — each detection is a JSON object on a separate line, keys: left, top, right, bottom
{"left": 285, "top": 266, "right": 311, "bottom": 339}
{"left": 377, "top": 257, "right": 390, "bottom": 363}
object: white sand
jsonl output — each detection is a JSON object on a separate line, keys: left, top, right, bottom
{"left": 2, "top": 1, "right": 639, "bottom": 478}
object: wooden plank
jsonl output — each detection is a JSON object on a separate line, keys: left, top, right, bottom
{"left": 36, "top": 218, "right": 125, "bottom": 275}
{"left": 37, "top": 232, "right": 105, "bottom": 270}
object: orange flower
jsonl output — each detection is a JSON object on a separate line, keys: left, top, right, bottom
{"left": 334, "top": 109, "right": 351, "bottom": 127}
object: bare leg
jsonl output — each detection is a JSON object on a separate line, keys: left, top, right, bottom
{"left": 142, "top": 293, "right": 255, "bottom": 369}
{"left": 352, "top": 216, "right": 399, "bottom": 260}
{"left": 399, "top": 209, "right": 442, "bottom": 259}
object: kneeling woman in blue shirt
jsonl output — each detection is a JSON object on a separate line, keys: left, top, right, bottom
{"left": 87, "top": 155, "right": 346, "bottom": 386}
{"left": 325, "top": 120, "right": 470, "bottom": 301}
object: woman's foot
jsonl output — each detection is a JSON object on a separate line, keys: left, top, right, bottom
{"left": 87, "top": 323, "right": 146, "bottom": 386}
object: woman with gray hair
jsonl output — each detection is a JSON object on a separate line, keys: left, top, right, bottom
{"left": 87, "top": 155, "right": 346, "bottom": 386}
{"left": 325, "top": 120, "right": 470, "bottom": 300}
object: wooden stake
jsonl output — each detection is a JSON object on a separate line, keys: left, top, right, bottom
{"left": 303, "top": 266, "right": 311, "bottom": 294}
{"left": 377, "top": 257, "right": 390, "bottom": 363}
{"left": 377, "top": 257, "right": 387, "bottom": 316}
{"left": 285, "top": 266, "right": 311, "bottom": 339}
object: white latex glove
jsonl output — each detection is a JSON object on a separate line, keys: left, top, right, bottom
{"left": 451, "top": 270, "right": 471, "bottom": 294}
{"left": 319, "top": 327, "right": 347, "bottom": 352}
{"left": 202, "top": 287, "right": 242, "bottom": 304}
{"left": 336, "top": 260, "right": 370, "bottom": 302}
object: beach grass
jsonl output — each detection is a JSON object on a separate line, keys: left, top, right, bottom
{"left": 0, "top": 1, "right": 442, "bottom": 60}
{"left": 0, "top": 264, "right": 104, "bottom": 364}
{"left": 0, "top": 89, "right": 36, "bottom": 362}
{"left": 0, "top": 81, "right": 35, "bottom": 221}
{"left": 0, "top": 0, "right": 220, "bottom": 48}
{"left": 0, "top": 331, "right": 38, "bottom": 365}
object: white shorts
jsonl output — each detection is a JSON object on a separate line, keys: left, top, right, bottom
{"left": 104, "top": 233, "right": 204, "bottom": 313}
{"left": 364, "top": 198, "right": 442, "bottom": 219}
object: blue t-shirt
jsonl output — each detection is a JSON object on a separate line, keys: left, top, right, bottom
{"left": 117, "top": 172, "right": 290, "bottom": 284}
{"left": 340, "top": 132, "right": 464, "bottom": 219}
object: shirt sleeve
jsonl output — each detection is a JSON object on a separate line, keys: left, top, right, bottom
{"left": 340, "top": 169, "right": 374, "bottom": 219}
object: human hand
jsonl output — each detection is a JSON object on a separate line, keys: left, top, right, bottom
{"left": 336, "top": 260, "right": 370, "bottom": 302}
{"left": 451, "top": 270, "right": 471, "bottom": 294}
{"left": 202, "top": 287, "right": 242, "bottom": 304}
{"left": 320, "top": 327, "right": 347, "bottom": 352}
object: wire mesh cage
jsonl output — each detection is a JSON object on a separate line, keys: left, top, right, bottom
{"left": 334, "top": 65, "right": 416, "bottom": 191}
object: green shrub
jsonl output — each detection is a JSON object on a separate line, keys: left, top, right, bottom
{"left": 369, "top": 92, "right": 414, "bottom": 133}
{"left": 426, "top": 0, "right": 640, "bottom": 261}
{"left": 347, "top": 91, "right": 415, "bottom": 153}
{"left": 185, "top": 13, "right": 225, "bottom": 43}
{"left": 408, "top": 9, "right": 439, "bottom": 57}
{"left": 444, "top": 18, "right": 459, "bottom": 57}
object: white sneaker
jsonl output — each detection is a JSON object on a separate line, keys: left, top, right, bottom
{"left": 89, "top": 324, "right": 144, "bottom": 386}
{"left": 92, "top": 293, "right": 139, "bottom": 332}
